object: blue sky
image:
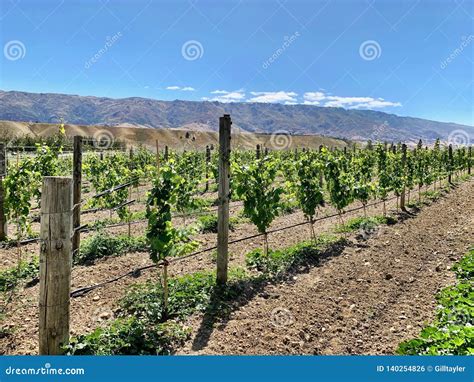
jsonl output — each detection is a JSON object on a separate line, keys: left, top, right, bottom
{"left": 0, "top": 0, "right": 473, "bottom": 125}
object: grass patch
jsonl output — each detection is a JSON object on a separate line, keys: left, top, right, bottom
{"left": 278, "top": 198, "right": 299, "bottom": 215}
{"left": 0, "top": 257, "right": 39, "bottom": 292}
{"left": 75, "top": 231, "right": 148, "bottom": 265}
{"left": 397, "top": 248, "right": 474, "bottom": 355}
{"left": 65, "top": 318, "right": 189, "bottom": 355}
{"left": 120, "top": 268, "right": 249, "bottom": 322}
{"left": 66, "top": 268, "right": 250, "bottom": 355}
{"left": 197, "top": 214, "right": 241, "bottom": 233}
{"left": 335, "top": 215, "right": 394, "bottom": 234}
{"left": 246, "top": 234, "right": 341, "bottom": 275}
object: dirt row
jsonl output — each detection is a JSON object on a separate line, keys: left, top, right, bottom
{"left": 180, "top": 178, "right": 473, "bottom": 354}
{"left": 1, "top": 177, "right": 471, "bottom": 354}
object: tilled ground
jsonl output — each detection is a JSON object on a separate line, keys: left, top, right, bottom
{"left": 1, "top": 178, "right": 472, "bottom": 354}
{"left": 178, "top": 179, "right": 473, "bottom": 355}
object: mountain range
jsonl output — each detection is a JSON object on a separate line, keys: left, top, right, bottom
{"left": 0, "top": 90, "right": 472, "bottom": 144}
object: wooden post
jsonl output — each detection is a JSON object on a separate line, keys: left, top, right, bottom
{"left": 448, "top": 145, "right": 453, "bottom": 185}
{"left": 72, "top": 137, "right": 82, "bottom": 257}
{"left": 155, "top": 140, "right": 160, "bottom": 174}
{"left": 256, "top": 144, "right": 261, "bottom": 159}
{"left": 400, "top": 144, "right": 407, "bottom": 211}
{"left": 205, "top": 145, "right": 211, "bottom": 193}
{"left": 0, "top": 143, "right": 7, "bottom": 241}
{"left": 216, "top": 114, "right": 231, "bottom": 285}
{"left": 164, "top": 145, "right": 169, "bottom": 161}
{"left": 468, "top": 146, "right": 472, "bottom": 175}
{"left": 39, "top": 177, "right": 73, "bottom": 355}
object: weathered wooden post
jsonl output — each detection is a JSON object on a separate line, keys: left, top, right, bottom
{"left": 216, "top": 114, "right": 231, "bottom": 285}
{"left": 72, "top": 137, "right": 82, "bottom": 257}
{"left": 205, "top": 145, "right": 211, "bottom": 193}
{"left": 256, "top": 144, "right": 261, "bottom": 159}
{"left": 155, "top": 140, "right": 160, "bottom": 174}
{"left": 0, "top": 143, "right": 7, "bottom": 241}
{"left": 468, "top": 146, "right": 472, "bottom": 175}
{"left": 400, "top": 144, "right": 407, "bottom": 211}
{"left": 448, "top": 145, "right": 453, "bottom": 185}
{"left": 39, "top": 177, "right": 73, "bottom": 355}
{"left": 164, "top": 145, "right": 169, "bottom": 161}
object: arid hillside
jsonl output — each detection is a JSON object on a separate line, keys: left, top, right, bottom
{"left": 0, "top": 120, "right": 348, "bottom": 150}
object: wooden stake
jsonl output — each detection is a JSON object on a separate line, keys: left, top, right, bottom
{"left": 155, "top": 140, "right": 160, "bottom": 174}
{"left": 448, "top": 145, "right": 453, "bottom": 185}
{"left": 0, "top": 143, "right": 7, "bottom": 241}
{"left": 468, "top": 146, "right": 472, "bottom": 175}
{"left": 72, "top": 136, "right": 82, "bottom": 257}
{"left": 39, "top": 177, "right": 73, "bottom": 355}
{"left": 216, "top": 114, "right": 231, "bottom": 285}
{"left": 400, "top": 144, "right": 407, "bottom": 211}
{"left": 205, "top": 145, "right": 211, "bottom": 193}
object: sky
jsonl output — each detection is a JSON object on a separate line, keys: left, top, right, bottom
{"left": 0, "top": 0, "right": 473, "bottom": 126}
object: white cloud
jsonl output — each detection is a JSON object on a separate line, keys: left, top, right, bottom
{"left": 348, "top": 99, "right": 402, "bottom": 109}
{"left": 247, "top": 91, "right": 298, "bottom": 104}
{"left": 201, "top": 89, "right": 401, "bottom": 109}
{"left": 303, "top": 91, "right": 325, "bottom": 105}
{"left": 204, "top": 89, "right": 246, "bottom": 103}
{"left": 303, "top": 92, "right": 401, "bottom": 109}
{"left": 166, "top": 85, "right": 195, "bottom": 91}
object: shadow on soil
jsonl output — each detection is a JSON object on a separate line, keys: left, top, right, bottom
{"left": 190, "top": 238, "right": 349, "bottom": 351}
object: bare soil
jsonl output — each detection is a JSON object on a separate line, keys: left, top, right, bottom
{"left": 1, "top": 178, "right": 472, "bottom": 354}
{"left": 180, "top": 179, "right": 474, "bottom": 355}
